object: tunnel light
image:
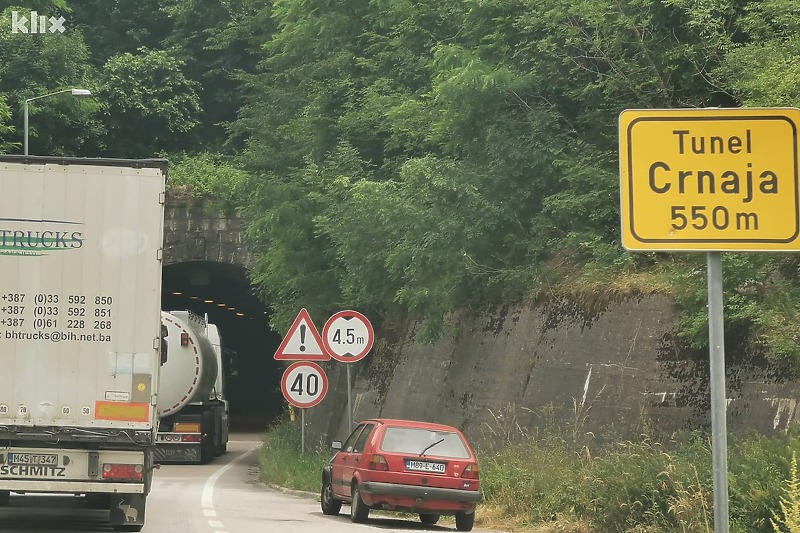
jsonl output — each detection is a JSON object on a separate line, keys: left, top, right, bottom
{"left": 217, "top": 303, "right": 226, "bottom": 307}
{"left": 171, "top": 291, "right": 182, "bottom": 296}
{"left": 227, "top": 307, "right": 236, "bottom": 311}
{"left": 204, "top": 300, "right": 214, "bottom": 304}
{"left": 189, "top": 296, "right": 199, "bottom": 300}
{"left": 236, "top": 312, "right": 244, "bottom": 317}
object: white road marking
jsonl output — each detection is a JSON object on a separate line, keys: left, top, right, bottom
{"left": 201, "top": 444, "right": 259, "bottom": 533}
{"left": 201, "top": 446, "right": 258, "bottom": 509}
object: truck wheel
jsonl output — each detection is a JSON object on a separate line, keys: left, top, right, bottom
{"left": 0, "top": 491, "right": 9, "bottom": 506}
{"left": 214, "top": 441, "right": 227, "bottom": 456}
{"left": 201, "top": 438, "right": 214, "bottom": 463}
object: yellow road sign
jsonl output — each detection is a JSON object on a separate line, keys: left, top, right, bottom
{"left": 619, "top": 108, "right": 800, "bottom": 251}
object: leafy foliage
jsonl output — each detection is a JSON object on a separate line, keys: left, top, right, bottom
{"left": 0, "top": 96, "right": 16, "bottom": 154}
{"left": 98, "top": 48, "right": 201, "bottom": 157}
{"left": 0, "top": 5, "right": 102, "bottom": 155}
{"left": 2, "top": 0, "right": 800, "bottom": 362}
{"left": 168, "top": 153, "right": 249, "bottom": 213}
{"left": 773, "top": 453, "right": 800, "bottom": 533}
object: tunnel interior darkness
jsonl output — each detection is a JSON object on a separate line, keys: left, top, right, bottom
{"left": 161, "top": 261, "right": 284, "bottom": 431}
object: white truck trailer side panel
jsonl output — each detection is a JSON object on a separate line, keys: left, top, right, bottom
{"left": 0, "top": 160, "right": 165, "bottom": 430}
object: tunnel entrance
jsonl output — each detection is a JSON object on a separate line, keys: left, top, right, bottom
{"left": 161, "top": 261, "right": 284, "bottom": 432}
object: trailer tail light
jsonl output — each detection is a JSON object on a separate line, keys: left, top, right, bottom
{"left": 174, "top": 422, "right": 201, "bottom": 433}
{"left": 180, "top": 332, "right": 189, "bottom": 346}
{"left": 102, "top": 463, "right": 144, "bottom": 481}
{"left": 180, "top": 434, "right": 201, "bottom": 443}
{"left": 462, "top": 463, "right": 480, "bottom": 480}
{"left": 367, "top": 454, "right": 389, "bottom": 471}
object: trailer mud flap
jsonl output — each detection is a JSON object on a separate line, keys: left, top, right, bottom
{"left": 109, "top": 493, "right": 146, "bottom": 527}
{"left": 155, "top": 443, "right": 201, "bottom": 463}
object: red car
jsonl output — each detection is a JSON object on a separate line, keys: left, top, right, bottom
{"left": 320, "top": 418, "right": 482, "bottom": 531}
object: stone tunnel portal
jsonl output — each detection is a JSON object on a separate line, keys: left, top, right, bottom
{"left": 161, "top": 261, "right": 284, "bottom": 431}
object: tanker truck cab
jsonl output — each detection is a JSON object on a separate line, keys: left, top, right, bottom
{"left": 156, "top": 311, "right": 229, "bottom": 463}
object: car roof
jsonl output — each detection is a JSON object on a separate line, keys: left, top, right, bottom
{"left": 360, "top": 418, "right": 465, "bottom": 433}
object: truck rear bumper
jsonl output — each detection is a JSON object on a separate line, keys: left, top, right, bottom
{"left": 0, "top": 480, "right": 145, "bottom": 493}
{"left": 154, "top": 443, "right": 201, "bottom": 463}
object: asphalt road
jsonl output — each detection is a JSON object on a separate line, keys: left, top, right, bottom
{"left": 0, "top": 433, "right": 496, "bottom": 533}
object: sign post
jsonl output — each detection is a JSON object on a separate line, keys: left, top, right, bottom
{"left": 619, "top": 107, "right": 800, "bottom": 533}
{"left": 323, "top": 310, "right": 374, "bottom": 430}
{"left": 280, "top": 361, "right": 329, "bottom": 452}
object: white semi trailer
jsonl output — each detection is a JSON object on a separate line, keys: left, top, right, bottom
{"left": 156, "top": 310, "right": 228, "bottom": 463}
{"left": 0, "top": 155, "right": 167, "bottom": 531}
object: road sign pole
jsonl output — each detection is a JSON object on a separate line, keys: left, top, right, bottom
{"left": 707, "top": 252, "right": 729, "bottom": 533}
{"left": 347, "top": 365, "right": 353, "bottom": 430}
{"left": 323, "top": 310, "right": 375, "bottom": 432}
{"left": 301, "top": 409, "right": 305, "bottom": 454}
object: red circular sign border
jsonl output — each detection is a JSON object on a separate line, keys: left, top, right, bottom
{"left": 280, "top": 361, "right": 329, "bottom": 409}
{"left": 322, "top": 310, "right": 375, "bottom": 363}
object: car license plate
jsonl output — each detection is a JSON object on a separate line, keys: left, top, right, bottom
{"left": 7, "top": 453, "right": 58, "bottom": 466}
{"left": 405, "top": 460, "right": 446, "bottom": 473}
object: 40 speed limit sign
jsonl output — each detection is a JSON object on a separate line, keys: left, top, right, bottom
{"left": 280, "top": 361, "right": 328, "bottom": 408}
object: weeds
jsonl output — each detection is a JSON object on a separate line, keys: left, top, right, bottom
{"left": 772, "top": 453, "right": 800, "bottom": 533}
{"left": 256, "top": 416, "right": 330, "bottom": 493}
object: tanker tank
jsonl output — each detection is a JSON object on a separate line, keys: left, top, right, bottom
{"left": 156, "top": 310, "right": 228, "bottom": 463}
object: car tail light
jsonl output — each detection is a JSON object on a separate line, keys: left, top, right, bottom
{"left": 367, "top": 454, "right": 389, "bottom": 471}
{"left": 462, "top": 463, "right": 480, "bottom": 480}
{"left": 102, "top": 463, "right": 144, "bottom": 481}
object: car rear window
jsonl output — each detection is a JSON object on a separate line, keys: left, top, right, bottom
{"left": 379, "top": 427, "right": 471, "bottom": 459}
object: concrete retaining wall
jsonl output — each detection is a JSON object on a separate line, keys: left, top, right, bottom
{"left": 302, "top": 295, "right": 800, "bottom": 447}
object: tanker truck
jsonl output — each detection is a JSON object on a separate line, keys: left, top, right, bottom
{"left": 156, "top": 310, "right": 228, "bottom": 463}
{"left": 0, "top": 155, "right": 167, "bottom": 531}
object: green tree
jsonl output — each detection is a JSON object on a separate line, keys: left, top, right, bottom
{"left": 162, "top": 0, "right": 270, "bottom": 149}
{"left": 0, "top": 5, "right": 102, "bottom": 156}
{"left": 0, "top": 95, "right": 17, "bottom": 154}
{"left": 168, "top": 153, "right": 249, "bottom": 214}
{"left": 98, "top": 47, "right": 202, "bottom": 157}
{"left": 69, "top": 0, "right": 174, "bottom": 66}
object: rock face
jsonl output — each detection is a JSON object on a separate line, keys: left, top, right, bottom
{"left": 302, "top": 295, "right": 800, "bottom": 448}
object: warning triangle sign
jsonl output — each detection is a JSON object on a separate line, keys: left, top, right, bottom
{"left": 274, "top": 308, "right": 330, "bottom": 361}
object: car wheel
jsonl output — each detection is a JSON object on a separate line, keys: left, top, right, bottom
{"left": 455, "top": 511, "right": 475, "bottom": 532}
{"left": 350, "top": 484, "right": 370, "bottom": 523}
{"left": 320, "top": 474, "right": 342, "bottom": 515}
{"left": 419, "top": 513, "right": 440, "bottom": 524}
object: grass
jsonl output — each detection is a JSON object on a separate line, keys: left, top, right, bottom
{"left": 256, "top": 417, "right": 330, "bottom": 494}
{"left": 256, "top": 417, "right": 800, "bottom": 533}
